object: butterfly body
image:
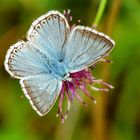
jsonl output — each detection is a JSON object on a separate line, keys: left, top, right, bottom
{"left": 47, "top": 59, "right": 69, "bottom": 80}
{"left": 4, "top": 10, "right": 115, "bottom": 116}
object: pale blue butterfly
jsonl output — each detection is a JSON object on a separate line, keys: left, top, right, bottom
{"left": 4, "top": 11, "right": 115, "bottom": 116}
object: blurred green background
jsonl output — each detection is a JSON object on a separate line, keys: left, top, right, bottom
{"left": 0, "top": 0, "right": 140, "bottom": 140}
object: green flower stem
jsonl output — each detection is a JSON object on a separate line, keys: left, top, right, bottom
{"left": 93, "top": 0, "right": 108, "bottom": 26}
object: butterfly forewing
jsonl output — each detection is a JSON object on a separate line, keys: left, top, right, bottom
{"left": 27, "top": 11, "right": 70, "bottom": 60}
{"left": 4, "top": 41, "right": 50, "bottom": 79}
{"left": 20, "top": 74, "right": 62, "bottom": 116}
{"left": 64, "top": 26, "right": 115, "bottom": 72}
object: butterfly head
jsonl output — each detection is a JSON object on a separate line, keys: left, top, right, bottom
{"left": 62, "top": 73, "right": 72, "bottom": 82}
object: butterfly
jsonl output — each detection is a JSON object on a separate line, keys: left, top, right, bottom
{"left": 4, "top": 10, "right": 115, "bottom": 116}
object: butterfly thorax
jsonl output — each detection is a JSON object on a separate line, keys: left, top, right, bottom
{"left": 48, "top": 60, "right": 70, "bottom": 81}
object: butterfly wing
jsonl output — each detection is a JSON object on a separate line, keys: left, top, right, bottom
{"left": 5, "top": 10, "right": 70, "bottom": 79}
{"left": 20, "top": 74, "right": 62, "bottom": 116}
{"left": 27, "top": 10, "right": 70, "bottom": 60}
{"left": 4, "top": 41, "right": 50, "bottom": 79}
{"left": 64, "top": 26, "right": 115, "bottom": 73}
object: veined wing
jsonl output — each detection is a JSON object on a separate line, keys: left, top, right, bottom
{"left": 4, "top": 41, "right": 50, "bottom": 79}
{"left": 27, "top": 10, "right": 70, "bottom": 60}
{"left": 64, "top": 26, "right": 115, "bottom": 72}
{"left": 20, "top": 74, "right": 62, "bottom": 116}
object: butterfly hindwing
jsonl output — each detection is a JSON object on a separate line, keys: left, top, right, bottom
{"left": 27, "top": 11, "right": 70, "bottom": 60}
{"left": 64, "top": 26, "right": 115, "bottom": 72}
{"left": 4, "top": 41, "right": 50, "bottom": 79}
{"left": 20, "top": 74, "right": 62, "bottom": 116}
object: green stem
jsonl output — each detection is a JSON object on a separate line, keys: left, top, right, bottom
{"left": 93, "top": 0, "right": 108, "bottom": 26}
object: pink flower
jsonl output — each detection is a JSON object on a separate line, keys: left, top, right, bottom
{"left": 56, "top": 63, "right": 114, "bottom": 123}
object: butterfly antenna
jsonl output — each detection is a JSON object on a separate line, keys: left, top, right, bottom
{"left": 63, "top": 9, "right": 78, "bottom": 30}
{"left": 63, "top": 9, "right": 71, "bottom": 23}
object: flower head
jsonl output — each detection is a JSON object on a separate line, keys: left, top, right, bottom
{"left": 57, "top": 62, "right": 114, "bottom": 123}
